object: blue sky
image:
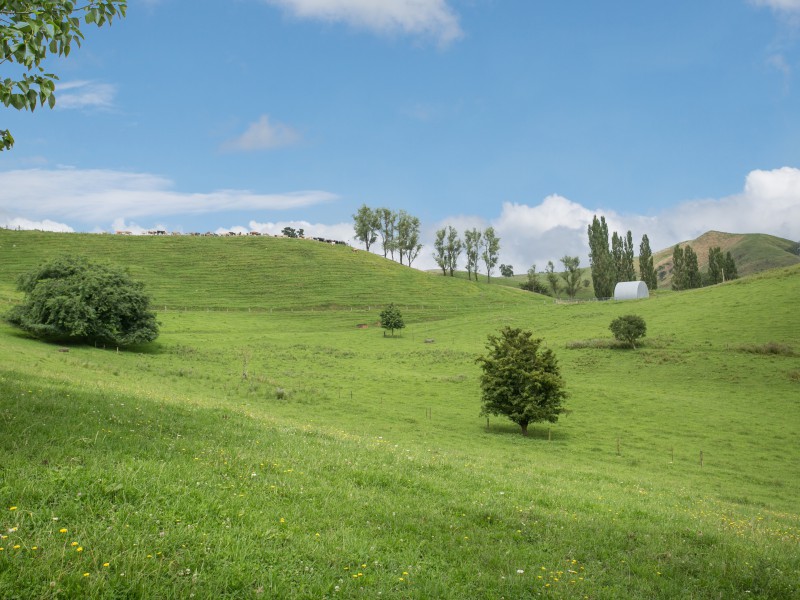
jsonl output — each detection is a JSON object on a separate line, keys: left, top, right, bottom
{"left": 2, "top": 0, "right": 799, "bottom": 271}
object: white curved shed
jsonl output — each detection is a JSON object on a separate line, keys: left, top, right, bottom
{"left": 614, "top": 281, "right": 649, "bottom": 301}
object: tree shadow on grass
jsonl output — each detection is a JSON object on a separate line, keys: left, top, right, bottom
{"left": 480, "top": 421, "right": 569, "bottom": 441}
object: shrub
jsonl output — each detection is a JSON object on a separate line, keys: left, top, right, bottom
{"left": 7, "top": 255, "right": 159, "bottom": 347}
{"left": 609, "top": 314, "right": 647, "bottom": 349}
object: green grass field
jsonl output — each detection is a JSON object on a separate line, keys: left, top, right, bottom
{"left": 1, "top": 230, "right": 798, "bottom": 598}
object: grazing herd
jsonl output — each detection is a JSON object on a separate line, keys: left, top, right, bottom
{"left": 113, "top": 230, "right": 349, "bottom": 245}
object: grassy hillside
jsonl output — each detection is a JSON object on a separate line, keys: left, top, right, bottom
{"left": 653, "top": 231, "right": 799, "bottom": 287}
{"left": 1, "top": 231, "right": 799, "bottom": 598}
{"left": 0, "top": 230, "right": 532, "bottom": 313}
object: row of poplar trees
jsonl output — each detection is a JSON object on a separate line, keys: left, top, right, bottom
{"left": 672, "top": 244, "right": 738, "bottom": 290}
{"left": 587, "top": 215, "right": 658, "bottom": 298}
{"left": 432, "top": 226, "right": 501, "bottom": 282}
{"left": 352, "top": 205, "right": 423, "bottom": 267}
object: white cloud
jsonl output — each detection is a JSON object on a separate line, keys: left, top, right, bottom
{"left": 220, "top": 115, "right": 301, "bottom": 152}
{"left": 56, "top": 81, "right": 117, "bottom": 110}
{"left": 0, "top": 168, "right": 338, "bottom": 223}
{"left": 0, "top": 216, "right": 74, "bottom": 232}
{"left": 414, "top": 167, "right": 800, "bottom": 273}
{"left": 264, "top": 0, "right": 462, "bottom": 45}
{"left": 751, "top": 0, "right": 800, "bottom": 12}
{"left": 247, "top": 219, "right": 355, "bottom": 241}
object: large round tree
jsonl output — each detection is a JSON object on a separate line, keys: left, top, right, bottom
{"left": 7, "top": 255, "right": 159, "bottom": 347}
{"left": 477, "top": 326, "right": 567, "bottom": 436}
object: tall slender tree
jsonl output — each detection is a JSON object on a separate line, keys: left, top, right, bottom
{"left": 433, "top": 228, "right": 448, "bottom": 275}
{"left": 723, "top": 251, "right": 738, "bottom": 281}
{"left": 671, "top": 245, "right": 686, "bottom": 290}
{"left": 464, "top": 228, "right": 482, "bottom": 281}
{"left": 481, "top": 227, "right": 501, "bottom": 282}
{"left": 684, "top": 245, "right": 701, "bottom": 289}
{"left": 376, "top": 208, "right": 397, "bottom": 259}
{"left": 611, "top": 231, "right": 625, "bottom": 282}
{"left": 638, "top": 234, "right": 657, "bottom": 290}
{"left": 708, "top": 246, "right": 724, "bottom": 284}
{"left": 445, "top": 226, "right": 462, "bottom": 276}
{"left": 622, "top": 230, "right": 637, "bottom": 281}
{"left": 587, "top": 215, "right": 615, "bottom": 298}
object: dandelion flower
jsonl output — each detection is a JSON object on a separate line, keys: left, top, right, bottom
{"left": 83, "top": 573, "right": 89, "bottom": 577}
{"left": 9, "top": 507, "right": 17, "bottom": 511}
{"left": 59, "top": 528, "right": 68, "bottom": 534}
{"left": 76, "top": 546, "right": 83, "bottom": 552}
{"left": 103, "top": 562, "right": 110, "bottom": 567}
{"left": 71, "top": 541, "right": 78, "bottom": 547}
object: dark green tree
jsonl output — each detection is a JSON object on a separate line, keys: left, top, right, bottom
{"left": 559, "top": 255, "right": 582, "bottom": 299}
{"left": 499, "top": 264, "right": 514, "bottom": 277}
{"left": 638, "top": 234, "right": 657, "bottom": 290}
{"left": 684, "top": 245, "right": 701, "bottom": 289}
{"left": 587, "top": 215, "right": 615, "bottom": 298}
{"left": 464, "top": 228, "right": 482, "bottom": 281}
{"left": 379, "top": 303, "right": 405, "bottom": 337}
{"left": 611, "top": 231, "right": 625, "bottom": 282}
{"left": 352, "top": 204, "right": 380, "bottom": 251}
{"left": 477, "top": 326, "right": 567, "bottom": 436}
{"left": 281, "top": 226, "right": 298, "bottom": 238}
{"left": 1, "top": 1, "right": 127, "bottom": 151}
{"left": 520, "top": 264, "right": 549, "bottom": 294}
{"left": 621, "top": 230, "right": 637, "bottom": 281}
{"left": 7, "top": 255, "right": 158, "bottom": 346}
{"left": 481, "top": 227, "right": 501, "bottom": 282}
{"left": 723, "top": 251, "right": 738, "bottom": 281}
{"left": 671, "top": 244, "right": 686, "bottom": 290}
{"left": 609, "top": 314, "right": 647, "bottom": 349}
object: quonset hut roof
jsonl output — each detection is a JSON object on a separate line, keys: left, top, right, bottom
{"left": 614, "top": 281, "right": 649, "bottom": 301}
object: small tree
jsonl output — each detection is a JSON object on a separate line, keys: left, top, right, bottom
{"left": 559, "top": 255, "right": 582, "bottom": 299}
{"left": 545, "top": 261, "right": 560, "bottom": 297}
{"left": 477, "top": 327, "right": 567, "bottom": 436}
{"left": 481, "top": 227, "right": 500, "bottom": 282}
{"left": 499, "top": 264, "right": 514, "bottom": 277}
{"left": 379, "top": 303, "right": 405, "bottom": 337}
{"left": 7, "top": 255, "right": 158, "bottom": 346}
{"left": 609, "top": 314, "right": 647, "bottom": 349}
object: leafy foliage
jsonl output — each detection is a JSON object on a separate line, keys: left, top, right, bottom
{"left": 352, "top": 204, "right": 379, "bottom": 251}
{"left": 672, "top": 244, "right": 701, "bottom": 290}
{"left": 481, "top": 227, "right": 500, "bottom": 282}
{"left": 463, "top": 228, "right": 482, "bottom": 281}
{"left": 519, "top": 263, "right": 549, "bottom": 295}
{"left": 1, "top": 1, "right": 127, "bottom": 150}
{"left": 609, "top": 314, "right": 647, "bottom": 349}
{"left": 545, "top": 260, "right": 559, "bottom": 297}
{"left": 379, "top": 302, "right": 405, "bottom": 336}
{"left": 499, "top": 263, "right": 514, "bottom": 277}
{"left": 7, "top": 254, "right": 158, "bottom": 346}
{"left": 477, "top": 326, "right": 567, "bottom": 435}
{"left": 707, "top": 246, "right": 738, "bottom": 284}
{"left": 559, "top": 255, "right": 582, "bottom": 299}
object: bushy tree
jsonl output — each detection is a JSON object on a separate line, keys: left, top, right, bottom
{"left": 352, "top": 204, "right": 379, "bottom": 251}
{"left": 7, "top": 255, "right": 158, "bottom": 346}
{"left": 499, "top": 264, "right": 514, "bottom": 278}
{"left": 379, "top": 303, "right": 405, "bottom": 337}
{"left": 1, "top": 1, "right": 126, "bottom": 151}
{"left": 520, "top": 264, "right": 547, "bottom": 294}
{"left": 609, "top": 314, "right": 647, "bottom": 349}
{"left": 396, "top": 210, "right": 422, "bottom": 267}
{"left": 477, "top": 327, "right": 567, "bottom": 436}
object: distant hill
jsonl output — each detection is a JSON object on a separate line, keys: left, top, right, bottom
{"left": 652, "top": 231, "right": 799, "bottom": 288}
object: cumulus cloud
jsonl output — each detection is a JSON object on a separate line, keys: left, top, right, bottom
{"left": 56, "top": 81, "right": 117, "bottom": 110}
{"left": 264, "top": 0, "right": 462, "bottom": 45}
{"left": 0, "top": 216, "right": 74, "bottom": 232}
{"left": 414, "top": 167, "right": 800, "bottom": 272}
{"left": 220, "top": 115, "right": 301, "bottom": 152}
{"left": 0, "top": 168, "right": 338, "bottom": 224}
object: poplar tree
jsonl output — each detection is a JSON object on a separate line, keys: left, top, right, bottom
{"left": 622, "top": 231, "right": 637, "bottom": 281}
{"left": 445, "top": 226, "right": 462, "bottom": 276}
{"left": 638, "top": 234, "right": 658, "bottom": 290}
{"left": 464, "top": 228, "right": 482, "bottom": 281}
{"left": 433, "top": 228, "right": 448, "bottom": 275}
{"left": 587, "top": 215, "right": 615, "bottom": 298}
{"left": 545, "top": 261, "right": 560, "bottom": 297}
{"left": 481, "top": 227, "right": 501, "bottom": 283}
{"left": 352, "top": 204, "right": 380, "bottom": 251}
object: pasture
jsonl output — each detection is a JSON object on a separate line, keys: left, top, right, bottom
{"left": 0, "top": 230, "right": 798, "bottom": 598}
